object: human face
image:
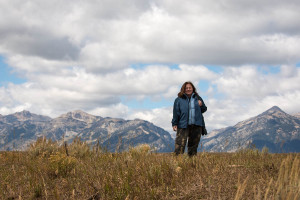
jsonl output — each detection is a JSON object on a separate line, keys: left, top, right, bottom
{"left": 185, "top": 83, "right": 193, "bottom": 97}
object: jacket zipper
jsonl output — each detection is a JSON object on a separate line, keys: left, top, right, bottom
{"left": 187, "top": 95, "right": 190, "bottom": 128}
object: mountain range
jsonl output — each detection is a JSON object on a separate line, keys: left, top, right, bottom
{"left": 0, "top": 110, "right": 174, "bottom": 152}
{"left": 201, "top": 106, "right": 300, "bottom": 153}
{"left": 1, "top": 106, "right": 299, "bottom": 153}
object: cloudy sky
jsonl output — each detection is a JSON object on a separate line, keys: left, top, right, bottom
{"left": 1, "top": 0, "right": 300, "bottom": 135}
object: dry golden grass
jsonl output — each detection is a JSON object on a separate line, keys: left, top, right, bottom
{"left": 0, "top": 138, "right": 299, "bottom": 199}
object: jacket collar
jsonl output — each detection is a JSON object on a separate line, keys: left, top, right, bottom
{"left": 183, "top": 93, "right": 195, "bottom": 99}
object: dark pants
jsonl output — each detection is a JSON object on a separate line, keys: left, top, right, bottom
{"left": 174, "top": 125, "right": 202, "bottom": 156}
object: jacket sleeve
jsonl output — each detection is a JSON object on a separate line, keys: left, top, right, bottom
{"left": 196, "top": 94, "right": 207, "bottom": 113}
{"left": 171, "top": 98, "right": 180, "bottom": 126}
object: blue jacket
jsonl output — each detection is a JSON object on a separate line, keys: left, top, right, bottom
{"left": 172, "top": 93, "right": 207, "bottom": 128}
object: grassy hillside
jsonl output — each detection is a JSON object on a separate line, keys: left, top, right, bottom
{"left": 0, "top": 138, "right": 299, "bottom": 199}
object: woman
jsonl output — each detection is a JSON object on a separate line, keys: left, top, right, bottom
{"left": 172, "top": 81, "right": 207, "bottom": 156}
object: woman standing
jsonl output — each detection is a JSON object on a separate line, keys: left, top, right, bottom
{"left": 172, "top": 81, "right": 207, "bottom": 156}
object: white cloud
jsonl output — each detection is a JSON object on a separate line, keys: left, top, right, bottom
{"left": 214, "top": 66, "right": 300, "bottom": 99}
{"left": 88, "top": 103, "right": 130, "bottom": 119}
{"left": 0, "top": 64, "right": 217, "bottom": 117}
{"left": 27, "top": 64, "right": 217, "bottom": 96}
{"left": 1, "top": 0, "right": 300, "bottom": 72}
{"left": 128, "top": 107, "right": 174, "bottom": 133}
{"left": 202, "top": 65, "right": 300, "bottom": 131}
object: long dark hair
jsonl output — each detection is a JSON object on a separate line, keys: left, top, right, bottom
{"left": 178, "top": 81, "right": 198, "bottom": 97}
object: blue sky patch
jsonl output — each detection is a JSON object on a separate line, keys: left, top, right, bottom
{"left": 258, "top": 66, "right": 281, "bottom": 75}
{"left": 205, "top": 65, "right": 224, "bottom": 73}
{"left": 121, "top": 96, "right": 173, "bottom": 109}
{"left": 130, "top": 63, "right": 180, "bottom": 70}
{"left": 0, "top": 56, "right": 26, "bottom": 86}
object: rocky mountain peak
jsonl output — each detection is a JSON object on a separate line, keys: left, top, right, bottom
{"left": 264, "top": 105, "right": 284, "bottom": 113}
{"left": 0, "top": 110, "right": 51, "bottom": 124}
{"left": 2, "top": 110, "right": 51, "bottom": 123}
{"left": 259, "top": 106, "right": 288, "bottom": 119}
{"left": 59, "top": 110, "right": 100, "bottom": 123}
{"left": 15, "top": 110, "right": 32, "bottom": 119}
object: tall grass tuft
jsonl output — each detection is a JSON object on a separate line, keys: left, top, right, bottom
{"left": 48, "top": 151, "right": 77, "bottom": 177}
{"left": 67, "top": 137, "right": 92, "bottom": 158}
{"left": 128, "top": 144, "right": 151, "bottom": 155}
{"left": 28, "top": 136, "right": 59, "bottom": 158}
{"left": 268, "top": 155, "right": 299, "bottom": 199}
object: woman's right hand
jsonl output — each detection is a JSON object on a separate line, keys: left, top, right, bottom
{"left": 173, "top": 126, "right": 177, "bottom": 131}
